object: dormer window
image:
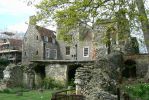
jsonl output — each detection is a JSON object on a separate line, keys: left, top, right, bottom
{"left": 44, "top": 36, "right": 48, "bottom": 42}
{"left": 52, "top": 38, "right": 56, "bottom": 44}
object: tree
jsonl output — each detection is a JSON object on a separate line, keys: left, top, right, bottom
{"left": 136, "top": 0, "right": 149, "bottom": 52}
{"left": 32, "top": 0, "right": 149, "bottom": 52}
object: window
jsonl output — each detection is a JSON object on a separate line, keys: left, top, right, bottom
{"left": 83, "top": 47, "right": 89, "bottom": 57}
{"left": 44, "top": 36, "right": 48, "bottom": 42}
{"left": 36, "top": 50, "right": 38, "bottom": 55}
{"left": 45, "top": 48, "right": 50, "bottom": 58}
{"left": 52, "top": 38, "right": 56, "bottom": 44}
{"left": 36, "top": 36, "right": 38, "bottom": 40}
{"left": 24, "top": 52, "right": 26, "bottom": 56}
{"left": 66, "top": 46, "right": 70, "bottom": 55}
{"left": 50, "top": 49, "right": 57, "bottom": 59}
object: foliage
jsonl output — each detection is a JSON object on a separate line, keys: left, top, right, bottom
{"left": 0, "top": 59, "right": 9, "bottom": 66}
{"left": 124, "top": 83, "right": 149, "bottom": 100}
{"left": 42, "top": 77, "right": 64, "bottom": 89}
{"left": 29, "top": 0, "right": 149, "bottom": 51}
{"left": 33, "top": 0, "right": 139, "bottom": 40}
{"left": 68, "top": 78, "right": 75, "bottom": 87}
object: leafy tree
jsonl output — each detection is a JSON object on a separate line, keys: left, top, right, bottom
{"left": 28, "top": 0, "right": 149, "bottom": 52}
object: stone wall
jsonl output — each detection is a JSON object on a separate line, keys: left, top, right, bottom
{"left": 124, "top": 55, "right": 149, "bottom": 78}
{"left": 75, "top": 52, "right": 124, "bottom": 100}
{"left": 45, "top": 64, "right": 68, "bottom": 85}
{"left": 22, "top": 25, "right": 44, "bottom": 64}
{"left": 3, "top": 64, "right": 23, "bottom": 87}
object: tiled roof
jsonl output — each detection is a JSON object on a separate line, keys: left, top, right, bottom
{"left": 8, "top": 39, "right": 22, "bottom": 50}
{"left": 35, "top": 25, "right": 56, "bottom": 38}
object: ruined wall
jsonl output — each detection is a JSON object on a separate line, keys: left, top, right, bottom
{"left": 3, "top": 64, "right": 23, "bottom": 87}
{"left": 124, "top": 55, "right": 149, "bottom": 78}
{"left": 75, "top": 52, "right": 123, "bottom": 100}
{"left": 45, "top": 64, "right": 68, "bottom": 85}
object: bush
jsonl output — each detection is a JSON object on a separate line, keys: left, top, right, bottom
{"left": 124, "top": 83, "right": 149, "bottom": 100}
{"left": 0, "top": 59, "right": 9, "bottom": 66}
{"left": 42, "top": 77, "right": 64, "bottom": 89}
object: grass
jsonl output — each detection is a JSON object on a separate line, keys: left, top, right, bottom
{"left": 0, "top": 90, "right": 52, "bottom": 100}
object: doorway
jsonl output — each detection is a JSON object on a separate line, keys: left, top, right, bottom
{"left": 122, "top": 59, "right": 136, "bottom": 78}
{"left": 67, "top": 64, "right": 82, "bottom": 86}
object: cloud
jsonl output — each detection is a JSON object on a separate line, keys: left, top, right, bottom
{"left": 7, "top": 22, "right": 28, "bottom": 33}
{"left": 0, "top": 0, "right": 36, "bottom": 16}
{"left": 0, "top": 0, "right": 39, "bottom": 34}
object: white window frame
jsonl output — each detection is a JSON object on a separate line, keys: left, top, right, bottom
{"left": 83, "top": 46, "right": 89, "bottom": 57}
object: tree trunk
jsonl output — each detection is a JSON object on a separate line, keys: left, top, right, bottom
{"left": 136, "top": 0, "right": 149, "bottom": 52}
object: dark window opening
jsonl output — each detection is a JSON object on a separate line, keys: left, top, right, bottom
{"left": 36, "top": 36, "right": 38, "bottom": 40}
{"left": 36, "top": 51, "right": 38, "bottom": 55}
{"left": 122, "top": 60, "right": 136, "bottom": 78}
{"left": 25, "top": 52, "right": 26, "bottom": 56}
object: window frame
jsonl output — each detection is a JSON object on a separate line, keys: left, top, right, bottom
{"left": 65, "top": 46, "right": 70, "bottom": 55}
{"left": 83, "top": 46, "right": 89, "bottom": 57}
{"left": 49, "top": 49, "right": 57, "bottom": 59}
{"left": 45, "top": 48, "right": 50, "bottom": 58}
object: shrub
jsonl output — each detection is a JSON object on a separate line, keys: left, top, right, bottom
{"left": 124, "top": 83, "right": 149, "bottom": 100}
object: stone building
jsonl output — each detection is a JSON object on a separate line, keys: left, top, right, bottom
{"left": 21, "top": 18, "right": 97, "bottom": 88}
{"left": 22, "top": 24, "right": 59, "bottom": 64}
{"left": 22, "top": 23, "right": 95, "bottom": 64}
{"left": 0, "top": 38, "right": 22, "bottom": 63}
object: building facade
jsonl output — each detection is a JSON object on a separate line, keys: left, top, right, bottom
{"left": 0, "top": 38, "right": 22, "bottom": 63}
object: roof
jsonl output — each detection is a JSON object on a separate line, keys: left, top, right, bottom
{"left": 35, "top": 25, "right": 56, "bottom": 38}
{"left": 8, "top": 39, "right": 22, "bottom": 50}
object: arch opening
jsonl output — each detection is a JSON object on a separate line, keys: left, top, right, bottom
{"left": 122, "top": 59, "right": 136, "bottom": 78}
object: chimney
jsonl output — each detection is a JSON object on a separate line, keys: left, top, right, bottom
{"left": 29, "top": 15, "right": 36, "bottom": 25}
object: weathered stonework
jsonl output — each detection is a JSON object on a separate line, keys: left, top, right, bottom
{"left": 45, "top": 64, "right": 68, "bottom": 85}
{"left": 3, "top": 64, "right": 23, "bottom": 87}
{"left": 75, "top": 52, "right": 123, "bottom": 100}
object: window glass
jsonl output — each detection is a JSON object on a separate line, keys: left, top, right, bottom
{"left": 66, "top": 46, "right": 70, "bottom": 55}
{"left": 83, "top": 47, "right": 89, "bottom": 57}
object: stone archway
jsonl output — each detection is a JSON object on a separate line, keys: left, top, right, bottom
{"left": 34, "top": 64, "right": 46, "bottom": 88}
{"left": 67, "top": 64, "right": 82, "bottom": 86}
{"left": 122, "top": 59, "right": 136, "bottom": 78}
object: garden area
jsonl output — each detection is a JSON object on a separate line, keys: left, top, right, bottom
{"left": 121, "top": 78, "right": 149, "bottom": 100}
{"left": 0, "top": 88, "right": 52, "bottom": 100}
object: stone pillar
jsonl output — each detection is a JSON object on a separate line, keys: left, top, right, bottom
{"left": 75, "top": 79, "right": 82, "bottom": 95}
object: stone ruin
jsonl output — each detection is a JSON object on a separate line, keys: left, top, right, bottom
{"left": 75, "top": 51, "right": 124, "bottom": 100}
{"left": 0, "top": 64, "right": 23, "bottom": 90}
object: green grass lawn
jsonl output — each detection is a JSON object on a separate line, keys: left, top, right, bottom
{"left": 0, "top": 90, "right": 52, "bottom": 100}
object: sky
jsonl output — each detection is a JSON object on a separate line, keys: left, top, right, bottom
{"left": 0, "top": 0, "right": 37, "bottom": 34}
